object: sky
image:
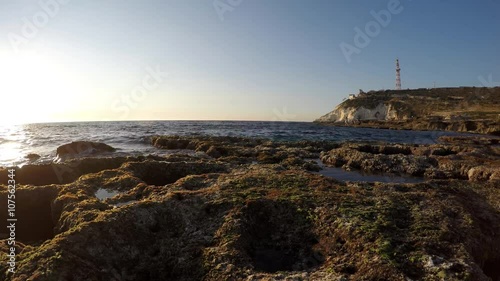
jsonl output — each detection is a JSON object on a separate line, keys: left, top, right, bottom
{"left": 0, "top": 0, "right": 499, "bottom": 124}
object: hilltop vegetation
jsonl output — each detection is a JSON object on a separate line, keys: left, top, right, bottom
{"left": 316, "top": 87, "right": 500, "bottom": 135}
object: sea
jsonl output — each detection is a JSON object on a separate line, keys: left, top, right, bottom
{"left": 0, "top": 121, "right": 471, "bottom": 167}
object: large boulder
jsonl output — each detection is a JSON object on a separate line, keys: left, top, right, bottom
{"left": 56, "top": 141, "right": 116, "bottom": 160}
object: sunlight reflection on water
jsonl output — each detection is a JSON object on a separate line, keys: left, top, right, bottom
{"left": 0, "top": 124, "right": 29, "bottom": 167}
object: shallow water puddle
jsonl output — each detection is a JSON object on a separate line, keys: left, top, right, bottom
{"left": 318, "top": 167, "right": 425, "bottom": 183}
{"left": 313, "top": 159, "right": 425, "bottom": 183}
{"left": 95, "top": 188, "right": 121, "bottom": 200}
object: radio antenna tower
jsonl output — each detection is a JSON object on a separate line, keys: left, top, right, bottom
{"left": 396, "top": 58, "right": 401, "bottom": 90}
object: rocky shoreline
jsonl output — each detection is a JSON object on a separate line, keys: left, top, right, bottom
{"left": 0, "top": 135, "right": 499, "bottom": 280}
{"left": 316, "top": 119, "right": 500, "bottom": 136}
{"left": 315, "top": 87, "right": 500, "bottom": 136}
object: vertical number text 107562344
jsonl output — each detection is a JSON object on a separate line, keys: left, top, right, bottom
{"left": 6, "top": 169, "right": 17, "bottom": 274}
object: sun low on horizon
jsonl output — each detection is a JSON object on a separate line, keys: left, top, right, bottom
{"left": 1, "top": 1, "right": 500, "bottom": 280}
{"left": 0, "top": 50, "right": 91, "bottom": 125}
{"left": 0, "top": 0, "right": 498, "bottom": 124}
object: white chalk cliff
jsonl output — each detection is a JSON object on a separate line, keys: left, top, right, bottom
{"left": 316, "top": 102, "right": 402, "bottom": 123}
{"left": 314, "top": 87, "right": 500, "bottom": 134}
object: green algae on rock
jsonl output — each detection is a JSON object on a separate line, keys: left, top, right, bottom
{"left": 0, "top": 135, "right": 499, "bottom": 280}
{"left": 320, "top": 136, "right": 500, "bottom": 182}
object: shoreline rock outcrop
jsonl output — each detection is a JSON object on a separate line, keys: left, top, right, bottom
{"left": 315, "top": 87, "right": 500, "bottom": 135}
{"left": 56, "top": 141, "right": 116, "bottom": 161}
{"left": 0, "top": 135, "right": 499, "bottom": 280}
{"left": 320, "top": 136, "right": 500, "bottom": 182}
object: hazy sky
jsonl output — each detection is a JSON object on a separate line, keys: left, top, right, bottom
{"left": 0, "top": 0, "right": 499, "bottom": 124}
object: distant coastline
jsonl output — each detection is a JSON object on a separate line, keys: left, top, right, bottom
{"left": 315, "top": 87, "right": 500, "bottom": 135}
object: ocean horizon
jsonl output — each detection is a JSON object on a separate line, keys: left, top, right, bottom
{"left": 0, "top": 120, "right": 470, "bottom": 167}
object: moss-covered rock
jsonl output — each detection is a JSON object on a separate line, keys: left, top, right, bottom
{"left": 1, "top": 135, "right": 499, "bottom": 280}
{"left": 320, "top": 139, "right": 499, "bottom": 181}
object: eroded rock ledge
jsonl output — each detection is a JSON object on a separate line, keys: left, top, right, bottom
{"left": 0, "top": 135, "right": 499, "bottom": 281}
{"left": 320, "top": 136, "right": 500, "bottom": 181}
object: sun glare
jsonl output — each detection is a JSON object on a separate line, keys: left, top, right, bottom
{"left": 0, "top": 51, "right": 85, "bottom": 125}
{"left": 0, "top": 124, "right": 27, "bottom": 166}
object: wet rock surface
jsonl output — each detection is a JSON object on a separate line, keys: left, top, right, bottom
{"left": 320, "top": 135, "right": 500, "bottom": 182}
{"left": 25, "top": 154, "right": 41, "bottom": 162}
{"left": 320, "top": 119, "right": 500, "bottom": 136}
{"left": 0, "top": 135, "right": 499, "bottom": 280}
{"left": 56, "top": 141, "right": 116, "bottom": 161}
